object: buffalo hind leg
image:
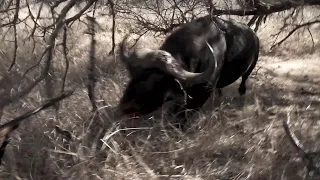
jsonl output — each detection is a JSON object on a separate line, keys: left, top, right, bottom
{"left": 238, "top": 55, "right": 258, "bottom": 96}
{"left": 239, "top": 71, "right": 254, "bottom": 95}
{"left": 238, "top": 75, "right": 249, "bottom": 96}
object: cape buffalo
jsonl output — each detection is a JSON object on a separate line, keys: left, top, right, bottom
{"left": 118, "top": 15, "right": 260, "bottom": 126}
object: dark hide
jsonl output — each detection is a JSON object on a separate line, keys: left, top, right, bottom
{"left": 119, "top": 15, "right": 260, "bottom": 128}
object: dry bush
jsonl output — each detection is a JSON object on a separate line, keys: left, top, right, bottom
{"left": 0, "top": 0, "right": 319, "bottom": 179}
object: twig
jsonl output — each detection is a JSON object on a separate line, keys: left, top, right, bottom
{"left": 172, "top": 0, "right": 188, "bottom": 23}
{"left": 0, "top": 90, "right": 75, "bottom": 138}
{"left": 108, "top": 0, "right": 116, "bottom": 58}
{"left": 7, "top": 0, "right": 20, "bottom": 71}
{"left": 65, "top": 0, "right": 97, "bottom": 26}
{"left": 247, "top": 15, "right": 259, "bottom": 27}
{"left": 54, "top": 125, "right": 72, "bottom": 140}
{"left": 254, "top": 15, "right": 264, "bottom": 32}
{"left": 306, "top": 27, "right": 315, "bottom": 53}
{"left": 211, "top": 0, "right": 320, "bottom": 16}
{"left": 271, "top": 20, "right": 320, "bottom": 49}
{"left": 61, "top": 25, "right": 69, "bottom": 95}
{"left": 21, "top": 47, "right": 49, "bottom": 79}
{"left": 50, "top": 0, "right": 68, "bottom": 10}
{"left": 0, "top": 0, "right": 80, "bottom": 109}
{"left": 25, "top": 0, "right": 44, "bottom": 54}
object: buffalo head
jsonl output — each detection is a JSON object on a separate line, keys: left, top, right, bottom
{"left": 118, "top": 35, "right": 216, "bottom": 115}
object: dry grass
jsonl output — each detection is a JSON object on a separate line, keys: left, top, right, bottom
{"left": 0, "top": 5, "right": 319, "bottom": 180}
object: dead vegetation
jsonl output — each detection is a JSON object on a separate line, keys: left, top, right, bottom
{"left": 0, "top": 0, "right": 319, "bottom": 179}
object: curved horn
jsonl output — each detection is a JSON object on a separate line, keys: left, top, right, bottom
{"left": 120, "top": 37, "right": 217, "bottom": 86}
{"left": 153, "top": 41, "right": 217, "bottom": 86}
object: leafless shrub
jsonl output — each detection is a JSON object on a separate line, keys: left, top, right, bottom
{"left": 112, "top": 0, "right": 320, "bottom": 51}
{"left": 0, "top": 0, "right": 319, "bottom": 179}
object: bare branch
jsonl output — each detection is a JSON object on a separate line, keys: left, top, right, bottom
{"left": 0, "top": 90, "right": 75, "bottom": 138}
{"left": 0, "top": 0, "right": 81, "bottom": 109}
{"left": 0, "top": 90, "right": 75, "bottom": 164}
{"left": 271, "top": 19, "right": 320, "bottom": 49}
{"left": 212, "top": 0, "right": 320, "bottom": 16}
{"left": 86, "top": 8, "right": 98, "bottom": 111}
{"left": 247, "top": 14, "right": 259, "bottom": 26}
{"left": 115, "top": 0, "right": 320, "bottom": 36}
{"left": 253, "top": 15, "right": 264, "bottom": 32}
{"left": 108, "top": 0, "right": 116, "bottom": 56}
{"left": 65, "top": 0, "right": 97, "bottom": 26}
{"left": 307, "top": 27, "right": 315, "bottom": 53}
{"left": 54, "top": 125, "right": 72, "bottom": 140}
{"left": 172, "top": 0, "right": 188, "bottom": 23}
{"left": 7, "top": 0, "right": 20, "bottom": 71}
{"left": 61, "top": 25, "right": 69, "bottom": 95}
{"left": 25, "top": 0, "right": 44, "bottom": 54}
{"left": 50, "top": 0, "right": 68, "bottom": 10}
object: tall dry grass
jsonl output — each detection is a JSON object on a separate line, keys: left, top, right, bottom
{"left": 0, "top": 4, "right": 319, "bottom": 180}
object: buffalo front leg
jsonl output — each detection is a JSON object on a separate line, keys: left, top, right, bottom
{"left": 171, "top": 85, "right": 213, "bottom": 131}
{"left": 174, "top": 29, "right": 227, "bottom": 131}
